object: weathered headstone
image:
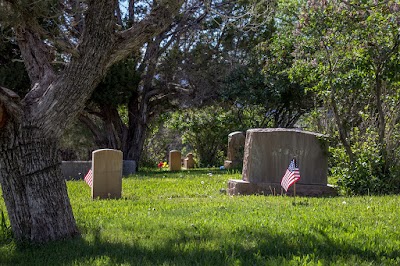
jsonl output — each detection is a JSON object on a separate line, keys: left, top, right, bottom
{"left": 228, "top": 128, "right": 336, "bottom": 196}
{"left": 224, "top": 131, "right": 245, "bottom": 169}
{"left": 169, "top": 150, "right": 182, "bottom": 171}
{"left": 122, "top": 160, "right": 137, "bottom": 176}
{"left": 184, "top": 153, "right": 195, "bottom": 169}
{"left": 61, "top": 161, "right": 91, "bottom": 180}
{"left": 91, "top": 149, "right": 123, "bottom": 199}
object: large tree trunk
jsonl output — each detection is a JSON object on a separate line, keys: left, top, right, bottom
{"left": 0, "top": 0, "right": 184, "bottom": 243}
{"left": 125, "top": 96, "right": 149, "bottom": 163}
{"left": 0, "top": 130, "right": 78, "bottom": 242}
{"left": 80, "top": 105, "right": 128, "bottom": 151}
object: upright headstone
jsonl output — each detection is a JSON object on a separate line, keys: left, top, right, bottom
{"left": 122, "top": 160, "right": 137, "bottom": 176}
{"left": 224, "top": 131, "right": 246, "bottom": 169}
{"left": 228, "top": 128, "right": 336, "bottom": 197}
{"left": 169, "top": 150, "right": 182, "bottom": 171}
{"left": 91, "top": 149, "right": 123, "bottom": 199}
{"left": 61, "top": 159, "right": 136, "bottom": 180}
{"left": 184, "top": 153, "right": 195, "bottom": 169}
{"left": 61, "top": 161, "right": 92, "bottom": 180}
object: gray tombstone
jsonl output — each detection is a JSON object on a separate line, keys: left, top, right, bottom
{"left": 61, "top": 160, "right": 136, "bottom": 180}
{"left": 61, "top": 161, "right": 92, "bottom": 180}
{"left": 228, "top": 128, "right": 337, "bottom": 196}
{"left": 224, "top": 131, "right": 245, "bottom": 169}
{"left": 91, "top": 149, "right": 123, "bottom": 199}
{"left": 122, "top": 160, "right": 137, "bottom": 176}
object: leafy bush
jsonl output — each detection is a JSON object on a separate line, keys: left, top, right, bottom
{"left": 0, "top": 209, "right": 12, "bottom": 243}
{"left": 331, "top": 140, "right": 400, "bottom": 195}
{"left": 167, "top": 106, "right": 242, "bottom": 167}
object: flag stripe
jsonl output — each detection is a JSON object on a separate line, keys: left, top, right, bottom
{"left": 281, "top": 159, "right": 300, "bottom": 192}
{"left": 84, "top": 169, "right": 93, "bottom": 188}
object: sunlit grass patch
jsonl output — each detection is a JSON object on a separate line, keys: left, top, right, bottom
{"left": 0, "top": 168, "right": 399, "bottom": 265}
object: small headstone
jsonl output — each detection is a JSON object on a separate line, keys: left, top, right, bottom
{"left": 169, "top": 150, "right": 182, "bottom": 171}
{"left": 228, "top": 128, "right": 336, "bottom": 197}
{"left": 91, "top": 149, "right": 123, "bottom": 199}
{"left": 61, "top": 161, "right": 91, "bottom": 180}
{"left": 184, "top": 153, "right": 195, "bottom": 169}
{"left": 61, "top": 160, "right": 136, "bottom": 180}
{"left": 122, "top": 160, "right": 137, "bottom": 176}
{"left": 224, "top": 131, "right": 245, "bottom": 169}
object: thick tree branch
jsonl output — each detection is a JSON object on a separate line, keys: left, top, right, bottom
{"left": 0, "top": 86, "right": 22, "bottom": 127}
{"left": 15, "top": 24, "right": 56, "bottom": 102}
{"left": 6, "top": 0, "right": 186, "bottom": 141}
{"left": 31, "top": 0, "right": 117, "bottom": 136}
{"left": 110, "top": 0, "right": 185, "bottom": 66}
{"left": 78, "top": 112, "right": 106, "bottom": 147}
{"left": 128, "top": 0, "right": 135, "bottom": 23}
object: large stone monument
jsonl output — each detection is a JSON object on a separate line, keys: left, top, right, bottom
{"left": 224, "top": 131, "right": 246, "bottom": 169}
{"left": 228, "top": 128, "right": 337, "bottom": 197}
{"left": 91, "top": 149, "right": 123, "bottom": 199}
{"left": 169, "top": 150, "right": 182, "bottom": 171}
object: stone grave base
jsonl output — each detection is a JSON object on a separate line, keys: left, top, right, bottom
{"left": 227, "top": 179, "right": 337, "bottom": 197}
{"left": 224, "top": 160, "right": 242, "bottom": 169}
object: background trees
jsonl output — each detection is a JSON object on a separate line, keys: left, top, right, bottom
{"left": 157, "top": 0, "right": 400, "bottom": 195}
{"left": 74, "top": 0, "right": 281, "bottom": 168}
{"left": 78, "top": 1, "right": 211, "bottom": 166}
{"left": 289, "top": 0, "right": 400, "bottom": 194}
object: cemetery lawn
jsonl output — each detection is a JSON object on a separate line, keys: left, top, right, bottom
{"left": 0, "top": 169, "right": 399, "bottom": 266}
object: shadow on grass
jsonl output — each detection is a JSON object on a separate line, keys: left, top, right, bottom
{"left": 1, "top": 224, "right": 398, "bottom": 265}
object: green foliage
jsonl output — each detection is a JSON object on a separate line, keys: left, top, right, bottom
{"left": 140, "top": 115, "right": 182, "bottom": 167}
{"left": 221, "top": 2, "right": 314, "bottom": 128}
{"left": 167, "top": 106, "right": 243, "bottom": 167}
{"left": 60, "top": 121, "right": 97, "bottom": 160}
{"left": 331, "top": 131, "right": 400, "bottom": 195}
{"left": 1, "top": 170, "right": 400, "bottom": 265}
{"left": 0, "top": 0, "right": 61, "bottom": 26}
{"left": 0, "top": 209, "right": 12, "bottom": 244}
{"left": 287, "top": 0, "right": 400, "bottom": 194}
{"left": 91, "top": 59, "right": 141, "bottom": 107}
{"left": 0, "top": 28, "right": 30, "bottom": 95}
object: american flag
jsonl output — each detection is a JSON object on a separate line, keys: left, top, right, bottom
{"left": 84, "top": 169, "right": 93, "bottom": 188}
{"left": 281, "top": 158, "right": 301, "bottom": 192}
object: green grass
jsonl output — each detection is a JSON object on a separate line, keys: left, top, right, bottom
{"left": 0, "top": 169, "right": 399, "bottom": 265}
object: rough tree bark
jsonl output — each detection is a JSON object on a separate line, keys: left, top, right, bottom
{"left": 77, "top": 0, "right": 209, "bottom": 168}
{"left": 0, "top": 0, "right": 184, "bottom": 243}
{"left": 78, "top": 17, "right": 197, "bottom": 166}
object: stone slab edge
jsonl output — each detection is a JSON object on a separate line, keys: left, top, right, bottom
{"left": 246, "top": 128, "right": 326, "bottom": 137}
{"left": 227, "top": 179, "right": 337, "bottom": 197}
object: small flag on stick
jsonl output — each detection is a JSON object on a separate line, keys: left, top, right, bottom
{"left": 281, "top": 158, "right": 300, "bottom": 192}
{"left": 84, "top": 169, "right": 93, "bottom": 188}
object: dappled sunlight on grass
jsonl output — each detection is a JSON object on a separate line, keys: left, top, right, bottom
{"left": 0, "top": 170, "right": 399, "bottom": 265}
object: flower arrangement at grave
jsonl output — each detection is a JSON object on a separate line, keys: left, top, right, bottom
{"left": 157, "top": 161, "right": 168, "bottom": 170}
